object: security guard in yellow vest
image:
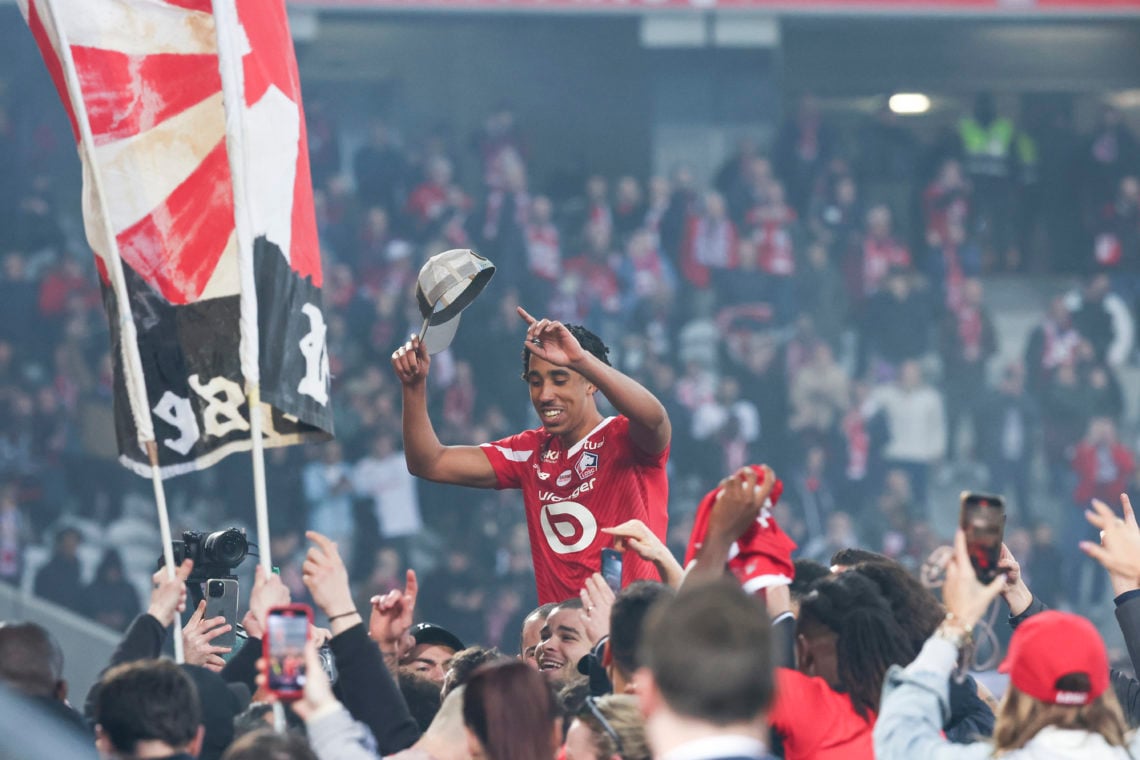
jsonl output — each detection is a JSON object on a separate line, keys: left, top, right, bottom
{"left": 958, "top": 94, "right": 1015, "bottom": 181}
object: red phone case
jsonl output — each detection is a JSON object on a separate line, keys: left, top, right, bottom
{"left": 263, "top": 604, "right": 313, "bottom": 700}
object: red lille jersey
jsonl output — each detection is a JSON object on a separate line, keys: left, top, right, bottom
{"left": 481, "top": 415, "right": 669, "bottom": 605}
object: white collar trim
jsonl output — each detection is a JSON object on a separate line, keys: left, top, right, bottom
{"left": 566, "top": 416, "right": 616, "bottom": 456}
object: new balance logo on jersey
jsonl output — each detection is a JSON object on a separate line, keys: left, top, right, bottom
{"left": 576, "top": 451, "right": 599, "bottom": 479}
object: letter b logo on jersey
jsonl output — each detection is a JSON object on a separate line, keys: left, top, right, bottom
{"left": 540, "top": 501, "right": 597, "bottom": 555}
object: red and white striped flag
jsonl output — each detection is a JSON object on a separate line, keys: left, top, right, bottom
{"left": 21, "top": 0, "right": 334, "bottom": 477}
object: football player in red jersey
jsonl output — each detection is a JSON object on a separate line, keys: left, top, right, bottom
{"left": 391, "top": 307, "right": 671, "bottom": 604}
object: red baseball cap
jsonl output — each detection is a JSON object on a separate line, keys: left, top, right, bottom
{"left": 999, "top": 611, "right": 1108, "bottom": 706}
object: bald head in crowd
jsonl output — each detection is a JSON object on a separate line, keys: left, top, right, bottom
{"left": 0, "top": 621, "right": 67, "bottom": 702}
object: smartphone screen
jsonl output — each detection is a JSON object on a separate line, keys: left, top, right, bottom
{"left": 265, "top": 606, "right": 310, "bottom": 697}
{"left": 601, "top": 548, "right": 623, "bottom": 593}
{"left": 960, "top": 492, "right": 1006, "bottom": 583}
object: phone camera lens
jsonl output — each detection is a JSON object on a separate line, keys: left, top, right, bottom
{"left": 208, "top": 581, "right": 223, "bottom": 598}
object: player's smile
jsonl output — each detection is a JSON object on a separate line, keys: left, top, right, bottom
{"left": 526, "top": 354, "right": 600, "bottom": 444}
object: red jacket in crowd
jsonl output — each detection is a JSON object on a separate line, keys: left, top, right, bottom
{"left": 1072, "top": 441, "right": 1136, "bottom": 505}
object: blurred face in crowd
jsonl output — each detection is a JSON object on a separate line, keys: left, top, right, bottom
{"left": 835, "top": 176, "right": 856, "bottom": 205}
{"left": 616, "top": 176, "right": 641, "bottom": 206}
{"left": 1001, "top": 363, "right": 1025, "bottom": 394}
{"left": 1120, "top": 176, "right": 1140, "bottom": 204}
{"left": 703, "top": 192, "right": 726, "bottom": 220}
{"left": 535, "top": 605, "right": 590, "bottom": 683}
{"left": 737, "top": 239, "right": 759, "bottom": 270}
{"left": 886, "top": 271, "right": 909, "bottom": 299}
{"left": 867, "top": 205, "right": 891, "bottom": 237}
{"left": 899, "top": 361, "right": 922, "bottom": 390}
{"left": 428, "top": 156, "right": 453, "bottom": 186}
{"left": 531, "top": 195, "right": 553, "bottom": 224}
{"left": 962, "top": 278, "right": 984, "bottom": 307}
{"left": 526, "top": 353, "right": 599, "bottom": 445}
{"left": 1048, "top": 296, "right": 1070, "bottom": 325}
{"left": 939, "top": 159, "right": 963, "bottom": 187}
{"left": 1087, "top": 417, "right": 1116, "bottom": 446}
{"left": 587, "top": 175, "right": 608, "bottom": 203}
{"left": 586, "top": 221, "right": 611, "bottom": 255}
{"left": 405, "top": 643, "right": 457, "bottom": 684}
{"left": 520, "top": 608, "right": 550, "bottom": 669}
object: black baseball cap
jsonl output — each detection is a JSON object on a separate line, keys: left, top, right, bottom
{"left": 410, "top": 623, "right": 465, "bottom": 653}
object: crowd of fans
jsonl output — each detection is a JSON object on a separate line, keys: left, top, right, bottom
{"left": 4, "top": 474, "right": 1140, "bottom": 760}
{"left": 1, "top": 83, "right": 1140, "bottom": 647}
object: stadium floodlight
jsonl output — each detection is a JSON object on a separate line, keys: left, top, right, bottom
{"left": 889, "top": 93, "right": 931, "bottom": 115}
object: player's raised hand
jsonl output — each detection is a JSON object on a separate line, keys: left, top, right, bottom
{"left": 517, "top": 307, "right": 585, "bottom": 368}
{"left": 391, "top": 335, "right": 430, "bottom": 387}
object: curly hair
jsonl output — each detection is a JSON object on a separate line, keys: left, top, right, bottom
{"left": 850, "top": 559, "right": 945, "bottom": 656}
{"left": 798, "top": 572, "right": 914, "bottom": 720}
{"left": 520, "top": 323, "right": 611, "bottom": 380}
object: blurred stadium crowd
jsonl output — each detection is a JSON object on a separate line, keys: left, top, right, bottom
{"left": 1, "top": 84, "right": 1140, "bottom": 649}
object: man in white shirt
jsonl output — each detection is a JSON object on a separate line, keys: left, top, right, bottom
{"left": 866, "top": 360, "right": 946, "bottom": 514}
{"left": 352, "top": 433, "right": 422, "bottom": 540}
{"left": 635, "top": 579, "right": 777, "bottom": 760}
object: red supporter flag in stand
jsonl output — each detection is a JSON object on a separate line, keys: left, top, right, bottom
{"left": 20, "top": 0, "right": 333, "bottom": 477}
{"left": 685, "top": 465, "right": 797, "bottom": 595}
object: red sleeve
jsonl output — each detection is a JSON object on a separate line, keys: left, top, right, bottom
{"left": 479, "top": 430, "right": 538, "bottom": 490}
{"left": 681, "top": 216, "right": 709, "bottom": 288}
{"left": 618, "top": 415, "right": 669, "bottom": 469}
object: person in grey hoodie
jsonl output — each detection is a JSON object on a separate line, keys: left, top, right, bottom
{"left": 874, "top": 529, "right": 1137, "bottom": 760}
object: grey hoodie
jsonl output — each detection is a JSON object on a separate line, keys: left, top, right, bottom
{"left": 874, "top": 637, "right": 1137, "bottom": 760}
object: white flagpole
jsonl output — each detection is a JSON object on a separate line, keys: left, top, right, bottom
{"left": 37, "top": 0, "right": 184, "bottom": 662}
{"left": 211, "top": 0, "right": 272, "bottom": 574}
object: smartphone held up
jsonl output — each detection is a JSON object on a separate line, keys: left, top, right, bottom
{"left": 264, "top": 604, "right": 312, "bottom": 700}
{"left": 959, "top": 492, "right": 1006, "bottom": 583}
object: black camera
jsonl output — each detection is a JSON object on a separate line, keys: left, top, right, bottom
{"left": 161, "top": 528, "right": 249, "bottom": 582}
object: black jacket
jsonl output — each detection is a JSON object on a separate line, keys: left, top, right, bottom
{"left": 328, "top": 622, "right": 421, "bottom": 755}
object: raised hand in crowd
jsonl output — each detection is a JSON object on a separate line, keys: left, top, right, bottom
{"left": 243, "top": 563, "right": 291, "bottom": 639}
{"left": 686, "top": 464, "right": 776, "bottom": 585}
{"left": 577, "top": 572, "right": 615, "bottom": 646}
{"left": 302, "top": 530, "right": 362, "bottom": 634}
{"left": 181, "top": 600, "right": 231, "bottom": 672}
{"left": 602, "top": 519, "right": 684, "bottom": 588}
{"left": 709, "top": 464, "right": 776, "bottom": 544}
{"left": 1082, "top": 494, "right": 1140, "bottom": 592}
{"left": 942, "top": 529, "right": 1008, "bottom": 633}
{"left": 146, "top": 559, "right": 193, "bottom": 628}
{"left": 369, "top": 568, "right": 418, "bottom": 673}
{"left": 254, "top": 640, "right": 380, "bottom": 760}
{"left": 997, "top": 542, "right": 1033, "bottom": 617}
{"left": 301, "top": 530, "right": 422, "bottom": 755}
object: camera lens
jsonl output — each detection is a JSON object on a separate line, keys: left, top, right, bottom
{"left": 208, "top": 581, "right": 224, "bottom": 598}
{"left": 202, "top": 528, "right": 248, "bottom": 568}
